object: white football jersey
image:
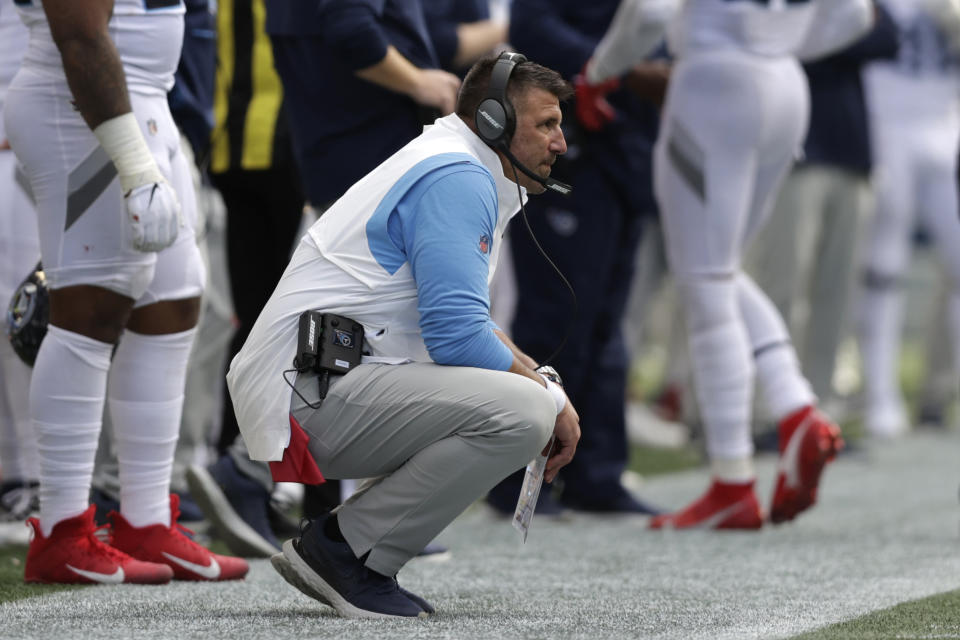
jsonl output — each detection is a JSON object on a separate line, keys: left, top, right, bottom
{"left": 864, "top": 0, "right": 960, "bottom": 120}
{"left": 668, "top": 0, "right": 819, "bottom": 56}
{"left": 666, "top": 0, "right": 871, "bottom": 61}
{"left": 13, "top": 0, "right": 184, "bottom": 18}
{"left": 883, "top": 0, "right": 960, "bottom": 75}
{"left": 14, "top": 0, "right": 185, "bottom": 95}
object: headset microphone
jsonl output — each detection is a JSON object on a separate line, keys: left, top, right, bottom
{"left": 499, "top": 146, "right": 572, "bottom": 195}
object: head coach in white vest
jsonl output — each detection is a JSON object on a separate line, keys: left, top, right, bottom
{"left": 226, "top": 52, "right": 579, "bottom": 619}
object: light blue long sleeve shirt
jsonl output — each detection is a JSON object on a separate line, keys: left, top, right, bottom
{"left": 367, "top": 157, "right": 514, "bottom": 371}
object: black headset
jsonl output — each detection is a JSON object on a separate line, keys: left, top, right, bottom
{"left": 474, "top": 52, "right": 572, "bottom": 196}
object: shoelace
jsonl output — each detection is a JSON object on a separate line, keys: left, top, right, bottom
{"left": 363, "top": 566, "right": 402, "bottom": 596}
{"left": 169, "top": 502, "right": 198, "bottom": 541}
{"left": 86, "top": 524, "right": 129, "bottom": 562}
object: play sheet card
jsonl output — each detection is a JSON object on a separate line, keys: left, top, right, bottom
{"left": 512, "top": 436, "right": 554, "bottom": 543}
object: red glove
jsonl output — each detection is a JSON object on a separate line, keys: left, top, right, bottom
{"left": 573, "top": 62, "right": 621, "bottom": 132}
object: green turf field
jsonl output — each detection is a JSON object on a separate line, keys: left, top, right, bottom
{"left": 791, "top": 589, "right": 960, "bottom": 639}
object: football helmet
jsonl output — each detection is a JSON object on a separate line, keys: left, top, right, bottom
{"left": 6, "top": 263, "right": 49, "bottom": 367}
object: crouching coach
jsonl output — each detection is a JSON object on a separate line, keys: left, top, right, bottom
{"left": 226, "top": 53, "right": 580, "bottom": 619}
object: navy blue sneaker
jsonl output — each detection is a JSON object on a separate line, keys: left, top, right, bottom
{"left": 270, "top": 551, "right": 436, "bottom": 615}
{"left": 172, "top": 490, "right": 205, "bottom": 523}
{"left": 276, "top": 515, "right": 427, "bottom": 619}
{"left": 186, "top": 456, "right": 280, "bottom": 558}
{"left": 561, "top": 487, "right": 663, "bottom": 515}
{"left": 90, "top": 487, "right": 119, "bottom": 526}
{"left": 486, "top": 475, "right": 568, "bottom": 518}
{"left": 399, "top": 586, "right": 435, "bottom": 614}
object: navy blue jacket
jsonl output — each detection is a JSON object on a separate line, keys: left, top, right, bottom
{"left": 801, "top": 3, "right": 899, "bottom": 174}
{"left": 266, "top": 0, "right": 440, "bottom": 205}
{"left": 510, "top": 0, "right": 661, "bottom": 215}
{"left": 168, "top": 0, "right": 216, "bottom": 163}
{"left": 421, "top": 0, "right": 489, "bottom": 74}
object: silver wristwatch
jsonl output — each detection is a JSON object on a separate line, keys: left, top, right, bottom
{"left": 535, "top": 365, "right": 563, "bottom": 387}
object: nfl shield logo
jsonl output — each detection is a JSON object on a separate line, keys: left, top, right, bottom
{"left": 478, "top": 234, "right": 490, "bottom": 254}
{"left": 147, "top": 119, "right": 158, "bottom": 136}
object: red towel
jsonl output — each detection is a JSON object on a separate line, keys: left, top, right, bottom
{"left": 268, "top": 415, "right": 325, "bottom": 485}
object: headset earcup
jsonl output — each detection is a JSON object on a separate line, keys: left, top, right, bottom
{"left": 476, "top": 98, "right": 509, "bottom": 147}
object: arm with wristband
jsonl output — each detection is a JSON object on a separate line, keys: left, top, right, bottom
{"left": 42, "top": 0, "right": 181, "bottom": 252}
{"left": 491, "top": 330, "right": 579, "bottom": 483}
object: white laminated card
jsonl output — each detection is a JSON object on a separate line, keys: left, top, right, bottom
{"left": 512, "top": 436, "right": 554, "bottom": 543}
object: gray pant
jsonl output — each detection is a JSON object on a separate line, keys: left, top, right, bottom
{"left": 291, "top": 362, "right": 555, "bottom": 576}
{"left": 746, "top": 165, "right": 871, "bottom": 402}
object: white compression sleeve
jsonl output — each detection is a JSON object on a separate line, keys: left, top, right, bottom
{"left": 31, "top": 326, "right": 113, "bottom": 536}
{"left": 587, "top": 0, "right": 679, "bottom": 83}
{"left": 794, "top": 0, "right": 873, "bottom": 62}
{"left": 109, "top": 328, "right": 197, "bottom": 528}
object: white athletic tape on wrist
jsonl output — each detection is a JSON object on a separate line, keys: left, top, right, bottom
{"left": 93, "top": 112, "right": 164, "bottom": 194}
{"left": 540, "top": 375, "right": 567, "bottom": 414}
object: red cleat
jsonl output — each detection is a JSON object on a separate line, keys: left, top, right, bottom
{"left": 24, "top": 505, "right": 173, "bottom": 584}
{"left": 649, "top": 480, "right": 764, "bottom": 530}
{"left": 110, "top": 494, "right": 249, "bottom": 581}
{"left": 770, "top": 405, "right": 844, "bottom": 524}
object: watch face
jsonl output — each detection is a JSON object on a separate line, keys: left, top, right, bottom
{"left": 536, "top": 366, "right": 563, "bottom": 387}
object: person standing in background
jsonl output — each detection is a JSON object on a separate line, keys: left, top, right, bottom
{"left": 857, "top": 0, "right": 960, "bottom": 439}
{"left": 487, "top": 0, "right": 667, "bottom": 515}
{"left": 0, "top": 0, "right": 40, "bottom": 546}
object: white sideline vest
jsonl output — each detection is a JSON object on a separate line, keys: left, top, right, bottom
{"left": 228, "top": 114, "right": 527, "bottom": 461}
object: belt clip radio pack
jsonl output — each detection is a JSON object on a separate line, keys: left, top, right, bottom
{"left": 295, "top": 311, "right": 364, "bottom": 402}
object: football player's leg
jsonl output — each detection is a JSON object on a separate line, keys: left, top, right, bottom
{"left": 650, "top": 72, "right": 765, "bottom": 529}
{"left": 656, "top": 67, "right": 762, "bottom": 485}
{"left": 104, "top": 105, "right": 243, "bottom": 580}
{"left": 856, "top": 129, "right": 914, "bottom": 437}
{"left": 739, "top": 135, "right": 816, "bottom": 424}
{"left": 737, "top": 274, "right": 815, "bottom": 420}
{"left": 5, "top": 72, "right": 156, "bottom": 539}
{"left": 111, "top": 98, "right": 205, "bottom": 530}
{"left": 801, "top": 172, "right": 871, "bottom": 402}
{"left": 0, "top": 152, "right": 41, "bottom": 502}
{"left": 918, "top": 130, "right": 960, "bottom": 395}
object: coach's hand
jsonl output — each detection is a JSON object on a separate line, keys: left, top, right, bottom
{"left": 410, "top": 68, "right": 461, "bottom": 116}
{"left": 125, "top": 179, "right": 181, "bottom": 252}
{"left": 545, "top": 400, "right": 580, "bottom": 483}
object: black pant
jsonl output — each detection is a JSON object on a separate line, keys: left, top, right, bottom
{"left": 501, "top": 156, "right": 647, "bottom": 503}
{"left": 211, "top": 164, "right": 304, "bottom": 452}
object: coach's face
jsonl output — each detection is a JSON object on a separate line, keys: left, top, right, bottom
{"left": 507, "top": 88, "right": 567, "bottom": 194}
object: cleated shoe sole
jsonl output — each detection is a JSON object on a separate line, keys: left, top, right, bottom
{"left": 771, "top": 408, "right": 844, "bottom": 524}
